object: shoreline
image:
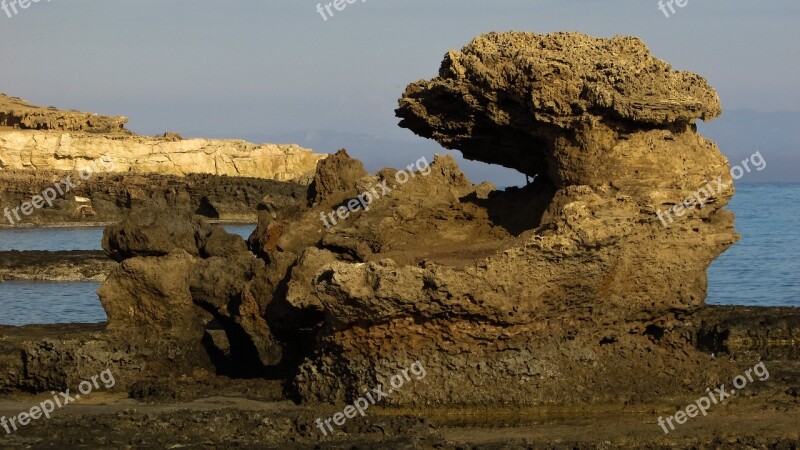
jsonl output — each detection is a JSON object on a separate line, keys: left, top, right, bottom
{"left": 0, "top": 219, "right": 258, "bottom": 229}
{"left": 0, "top": 250, "right": 114, "bottom": 282}
{"left": 1, "top": 306, "right": 797, "bottom": 447}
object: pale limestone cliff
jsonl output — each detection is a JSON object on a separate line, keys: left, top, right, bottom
{"left": 0, "top": 93, "right": 326, "bottom": 181}
{"left": 0, "top": 131, "right": 325, "bottom": 181}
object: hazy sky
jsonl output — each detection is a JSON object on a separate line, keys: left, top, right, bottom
{"left": 1, "top": 0, "right": 798, "bottom": 182}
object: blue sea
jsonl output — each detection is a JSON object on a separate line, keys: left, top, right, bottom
{"left": 0, "top": 224, "right": 256, "bottom": 326}
{"left": 0, "top": 185, "right": 798, "bottom": 326}
{"left": 706, "top": 183, "right": 800, "bottom": 307}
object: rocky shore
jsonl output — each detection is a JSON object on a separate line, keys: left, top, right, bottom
{"left": 0, "top": 169, "right": 306, "bottom": 226}
{"left": 0, "top": 32, "right": 797, "bottom": 448}
{"left": 0, "top": 250, "right": 113, "bottom": 282}
{"left": 0, "top": 306, "right": 797, "bottom": 448}
{"left": 0, "top": 93, "right": 324, "bottom": 181}
{"left": 0, "top": 93, "right": 324, "bottom": 227}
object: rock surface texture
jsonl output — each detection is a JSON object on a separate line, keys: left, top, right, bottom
{"left": 49, "top": 32, "right": 747, "bottom": 407}
{"left": 0, "top": 93, "right": 325, "bottom": 182}
{"left": 293, "top": 32, "right": 740, "bottom": 404}
{"left": 0, "top": 131, "right": 323, "bottom": 182}
{"left": 0, "top": 93, "right": 128, "bottom": 133}
{"left": 1, "top": 32, "right": 798, "bottom": 449}
{"left": 0, "top": 169, "right": 306, "bottom": 225}
{"left": 0, "top": 94, "right": 325, "bottom": 225}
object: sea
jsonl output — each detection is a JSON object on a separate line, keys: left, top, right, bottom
{"left": 0, "top": 185, "right": 797, "bottom": 326}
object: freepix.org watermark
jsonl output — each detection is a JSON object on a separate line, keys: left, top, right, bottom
{"left": 1, "top": 0, "right": 50, "bottom": 19}
{"left": 656, "top": 151, "right": 766, "bottom": 227}
{"left": 319, "top": 156, "right": 432, "bottom": 229}
{"left": 316, "top": 0, "right": 366, "bottom": 21}
{"left": 3, "top": 153, "right": 116, "bottom": 226}
{"left": 657, "top": 361, "right": 769, "bottom": 434}
{"left": 658, "top": 0, "right": 690, "bottom": 18}
{"left": 1, "top": 369, "right": 115, "bottom": 435}
{"left": 315, "top": 360, "right": 427, "bottom": 436}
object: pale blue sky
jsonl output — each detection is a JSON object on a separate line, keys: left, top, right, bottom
{"left": 1, "top": 0, "right": 798, "bottom": 182}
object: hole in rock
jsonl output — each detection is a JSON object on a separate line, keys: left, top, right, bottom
{"left": 599, "top": 336, "right": 618, "bottom": 345}
{"left": 195, "top": 196, "right": 220, "bottom": 219}
{"left": 459, "top": 160, "right": 557, "bottom": 238}
{"left": 410, "top": 160, "right": 556, "bottom": 267}
{"left": 644, "top": 324, "right": 665, "bottom": 342}
{"left": 697, "top": 327, "right": 730, "bottom": 355}
{"left": 201, "top": 317, "right": 270, "bottom": 378}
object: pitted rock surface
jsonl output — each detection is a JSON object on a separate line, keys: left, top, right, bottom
{"left": 397, "top": 31, "right": 721, "bottom": 179}
{"left": 75, "top": 32, "right": 745, "bottom": 407}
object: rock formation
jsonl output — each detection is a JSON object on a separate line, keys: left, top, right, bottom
{"left": 0, "top": 93, "right": 128, "bottom": 133}
{"left": 98, "top": 211, "right": 290, "bottom": 377}
{"left": 0, "top": 169, "right": 306, "bottom": 225}
{"left": 287, "top": 31, "right": 739, "bottom": 404}
{"left": 0, "top": 93, "right": 324, "bottom": 182}
{"left": 81, "top": 32, "right": 741, "bottom": 406}
{"left": 0, "top": 93, "right": 325, "bottom": 226}
{"left": 0, "top": 130, "right": 323, "bottom": 181}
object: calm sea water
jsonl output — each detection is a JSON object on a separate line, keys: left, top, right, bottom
{"left": 706, "top": 183, "right": 800, "bottom": 307}
{"left": 0, "top": 281, "right": 107, "bottom": 326}
{"left": 0, "top": 224, "right": 255, "bottom": 326}
{"left": 0, "top": 185, "right": 798, "bottom": 326}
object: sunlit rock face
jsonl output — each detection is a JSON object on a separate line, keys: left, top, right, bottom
{"left": 396, "top": 31, "right": 722, "bottom": 182}
{"left": 292, "top": 32, "right": 738, "bottom": 405}
{"left": 0, "top": 93, "right": 325, "bottom": 182}
{"left": 92, "top": 32, "right": 741, "bottom": 407}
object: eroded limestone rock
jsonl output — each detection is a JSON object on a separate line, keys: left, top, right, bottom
{"left": 99, "top": 211, "right": 285, "bottom": 374}
{"left": 0, "top": 93, "right": 326, "bottom": 181}
{"left": 0, "top": 131, "right": 324, "bottom": 181}
{"left": 396, "top": 31, "right": 722, "bottom": 180}
{"left": 0, "top": 93, "right": 128, "bottom": 133}
{"left": 91, "top": 32, "right": 743, "bottom": 407}
{"left": 291, "top": 32, "right": 739, "bottom": 404}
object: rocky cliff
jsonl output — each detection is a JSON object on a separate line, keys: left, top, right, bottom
{"left": 0, "top": 93, "right": 325, "bottom": 182}
{"left": 0, "top": 93, "right": 128, "bottom": 133}
{"left": 0, "top": 131, "right": 324, "bottom": 181}
{"left": 0, "top": 94, "right": 325, "bottom": 225}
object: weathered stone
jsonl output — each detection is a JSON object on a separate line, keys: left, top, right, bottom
{"left": 99, "top": 211, "right": 285, "bottom": 375}
{"left": 0, "top": 93, "right": 326, "bottom": 181}
{"left": 290, "top": 32, "right": 739, "bottom": 405}
{"left": 73, "top": 32, "right": 747, "bottom": 408}
{"left": 396, "top": 31, "right": 721, "bottom": 179}
{"left": 0, "top": 130, "right": 324, "bottom": 181}
{"left": 0, "top": 93, "right": 128, "bottom": 133}
{"left": 98, "top": 250, "right": 206, "bottom": 335}
{"left": 0, "top": 169, "right": 306, "bottom": 226}
{"left": 307, "top": 149, "right": 369, "bottom": 206}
